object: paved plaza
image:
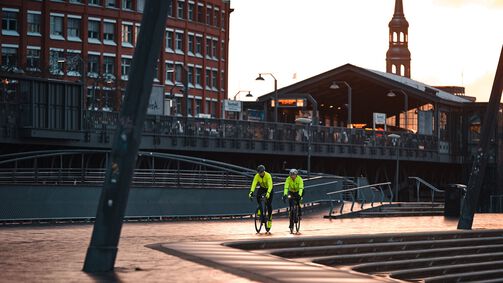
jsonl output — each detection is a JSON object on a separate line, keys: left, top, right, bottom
{"left": 1, "top": 210, "right": 503, "bottom": 282}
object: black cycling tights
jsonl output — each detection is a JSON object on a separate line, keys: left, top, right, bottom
{"left": 256, "top": 187, "right": 273, "bottom": 218}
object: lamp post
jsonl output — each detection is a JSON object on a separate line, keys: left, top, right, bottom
{"left": 295, "top": 117, "right": 312, "bottom": 178}
{"left": 167, "top": 65, "right": 189, "bottom": 116}
{"left": 233, "top": 91, "right": 253, "bottom": 120}
{"left": 256, "top": 73, "right": 277, "bottom": 122}
{"left": 386, "top": 89, "right": 408, "bottom": 130}
{"left": 330, "top": 81, "right": 352, "bottom": 128}
{"left": 388, "top": 133, "right": 401, "bottom": 202}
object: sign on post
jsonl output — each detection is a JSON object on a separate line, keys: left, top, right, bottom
{"left": 224, "top": 100, "right": 242, "bottom": 112}
{"left": 147, "top": 84, "right": 164, "bottom": 115}
{"left": 373, "top": 112, "right": 386, "bottom": 131}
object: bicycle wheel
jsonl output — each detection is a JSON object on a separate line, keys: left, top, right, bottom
{"left": 254, "top": 207, "right": 263, "bottom": 233}
{"left": 294, "top": 205, "right": 301, "bottom": 233}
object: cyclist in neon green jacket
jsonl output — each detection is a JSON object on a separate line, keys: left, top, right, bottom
{"left": 248, "top": 165, "right": 274, "bottom": 229}
{"left": 283, "top": 169, "right": 304, "bottom": 227}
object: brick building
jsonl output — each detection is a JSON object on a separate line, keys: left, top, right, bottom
{"left": 0, "top": 0, "right": 231, "bottom": 117}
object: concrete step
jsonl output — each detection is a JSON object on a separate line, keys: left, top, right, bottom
{"left": 268, "top": 237, "right": 503, "bottom": 259}
{"left": 353, "top": 251, "right": 503, "bottom": 273}
{"left": 313, "top": 244, "right": 503, "bottom": 266}
{"left": 391, "top": 260, "right": 503, "bottom": 281}
{"left": 357, "top": 211, "right": 444, "bottom": 217}
{"left": 424, "top": 269, "right": 503, "bottom": 283}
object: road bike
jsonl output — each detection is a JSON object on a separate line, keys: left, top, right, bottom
{"left": 288, "top": 194, "right": 301, "bottom": 234}
{"left": 253, "top": 193, "right": 271, "bottom": 233}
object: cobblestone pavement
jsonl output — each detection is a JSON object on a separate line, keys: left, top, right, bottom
{"left": 1, "top": 211, "right": 503, "bottom": 282}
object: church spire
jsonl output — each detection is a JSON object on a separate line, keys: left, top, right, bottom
{"left": 386, "top": 0, "right": 411, "bottom": 78}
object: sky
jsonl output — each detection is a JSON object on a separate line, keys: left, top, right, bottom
{"left": 228, "top": 0, "right": 503, "bottom": 102}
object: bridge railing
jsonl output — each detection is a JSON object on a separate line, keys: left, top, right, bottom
{"left": 326, "top": 182, "right": 393, "bottom": 217}
{"left": 81, "top": 111, "right": 438, "bottom": 151}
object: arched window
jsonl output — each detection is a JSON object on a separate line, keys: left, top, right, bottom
{"left": 392, "top": 64, "right": 397, "bottom": 74}
{"left": 400, "top": 64, "right": 405, "bottom": 76}
{"left": 393, "top": 32, "right": 398, "bottom": 42}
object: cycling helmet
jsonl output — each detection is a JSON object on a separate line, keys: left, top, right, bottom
{"left": 257, "top": 165, "right": 266, "bottom": 173}
{"left": 289, "top": 168, "right": 298, "bottom": 176}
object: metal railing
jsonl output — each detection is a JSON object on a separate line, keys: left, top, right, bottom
{"left": 326, "top": 182, "right": 393, "bottom": 217}
{"left": 408, "top": 176, "right": 444, "bottom": 203}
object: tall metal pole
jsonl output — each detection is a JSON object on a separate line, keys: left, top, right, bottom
{"left": 395, "top": 145, "right": 399, "bottom": 202}
{"left": 347, "top": 84, "right": 352, "bottom": 127}
{"left": 458, "top": 46, "right": 503, "bottom": 230}
{"left": 83, "top": 1, "right": 169, "bottom": 272}
{"left": 274, "top": 78, "right": 278, "bottom": 123}
{"left": 307, "top": 122, "right": 311, "bottom": 178}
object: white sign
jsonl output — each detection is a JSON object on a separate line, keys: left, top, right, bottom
{"left": 224, "top": 99, "right": 242, "bottom": 112}
{"left": 373, "top": 112, "right": 386, "bottom": 124}
{"left": 147, "top": 84, "right": 164, "bottom": 115}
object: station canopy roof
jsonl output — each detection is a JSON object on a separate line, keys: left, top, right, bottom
{"left": 257, "top": 64, "right": 472, "bottom": 123}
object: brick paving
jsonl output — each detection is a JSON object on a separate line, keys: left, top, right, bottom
{"left": 1, "top": 211, "right": 503, "bottom": 282}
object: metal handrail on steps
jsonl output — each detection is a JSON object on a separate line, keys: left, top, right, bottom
{"left": 408, "top": 176, "right": 444, "bottom": 204}
{"left": 326, "top": 182, "right": 393, "bottom": 217}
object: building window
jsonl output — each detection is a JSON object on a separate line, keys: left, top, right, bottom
{"left": 187, "top": 34, "right": 194, "bottom": 55}
{"left": 88, "top": 54, "right": 99, "bottom": 76}
{"left": 221, "top": 12, "right": 226, "bottom": 29}
{"left": 167, "top": 1, "right": 173, "bottom": 17}
{"left": 122, "top": 0, "right": 132, "bottom": 10}
{"left": 121, "top": 57, "right": 131, "bottom": 80}
{"left": 88, "top": 20, "right": 100, "bottom": 42}
{"left": 134, "top": 24, "right": 140, "bottom": 45}
{"left": 212, "top": 69, "right": 217, "bottom": 90}
{"left": 220, "top": 71, "right": 225, "bottom": 91}
{"left": 187, "top": 65, "right": 194, "bottom": 87}
{"left": 2, "top": 10, "right": 18, "bottom": 36}
{"left": 195, "top": 35, "right": 202, "bottom": 57}
{"left": 49, "top": 50, "right": 64, "bottom": 75}
{"left": 206, "top": 6, "right": 212, "bottom": 25}
{"left": 26, "top": 48, "right": 41, "bottom": 71}
{"left": 50, "top": 15, "right": 64, "bottom": 39}
{"left": 212, "top": 38, "right": 218, "bottom": 59}
{"left": 1, "top": 47, "right": 17, "bottom": 68}
{"left": 197, "top": 4, "right": 204, "bottom": 23}
{"left": 103, "top": 22, "right": 115, "bottom": 43}
{"left": 165, "top": 30, "right": 174, "bottom": 51}
{"left": 67, "top": 17, "right": 81, "bottom": 40}
{"left": 221, "top": 40, "right": 225, "bottom": 61}
{"left": 195, "top": 66, "right": 201, "bottom": 88}
{"left": 205, "top": 37, "right": 211, "bottom": 59}
{"left": 89, "top": 0, "right": 101, "bottom": 6}
{"left": 175, "top": 31, "right": 184, "bottom": 53}
{"left": 213, "top": 9, "right": 219, "bottom": 27}
{"left": 69, "top": 0, "right": 82, "bottom": 3}
{"left": 106, "top": 0, "right": 116, "bottom": 8}
{"left": 121, "top": 24, "right": 133, "bottom": 47}
{"left": 66, "top": 52, "right": 82, "bottom": 76}
{"left": 137, "top": 0, "right": 145, "bottom": 12}
{"left": 103, "top": 56, "right": 115, "bottom": 77}
{"left": 177, "top": 0, "right": 185, "bottom": 19}
{"left": 205, "top": 100, "right": 210, "bottom": 115}
{"left": 195, "top": 99, "right": 201, "bottom": 115}
{"left": 175, "top": 63, "right": 184, "bottom": 85}
{"left": 27, "top": 12, "right": 41, "bottom": 35}
{"left": 165, "top": 61, "right": 174, "bottom": 84}
{"left": 205, "top": 68, "right": 211, "bottom": 90}
{"left": 188, "top": 2, "right": 194, "bottom": 21}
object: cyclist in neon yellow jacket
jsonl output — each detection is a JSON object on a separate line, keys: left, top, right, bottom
{"left": 283, "top": 169, "right": 304, "bottom": 228}
{"left": 248, "top": 165, "right": 274, "bottom": 229}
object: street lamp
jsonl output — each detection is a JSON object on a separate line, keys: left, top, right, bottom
{"left": 388, "top": 133, "right": 401, "bottom": 202}
{"left": 330, "top": 81, "right": 352, "bottom": 128}
{"left": 256, "top": 73, "right": 278, "bottom": 122}
{"left": 233, "top": 90, "right": 253, "bottom": 100}
{"left": 295, "top": 117, "right": 312, "bottom": 178}
{"left": 386, "top": 89, "right": 408, "bottom": 130}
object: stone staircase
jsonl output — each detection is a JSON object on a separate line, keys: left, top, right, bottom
{"left": 226, "top": 229, "right": 503, "bottom": 282}
{"left": 325, "top": 202, "right": 445, "bottom": 219}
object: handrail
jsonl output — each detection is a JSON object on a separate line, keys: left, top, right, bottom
{"left": 408, "top": 176, "right": 444, "bottom": 203}
{"left": 326, "top": 181, "right": 392, "bottom": 217}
